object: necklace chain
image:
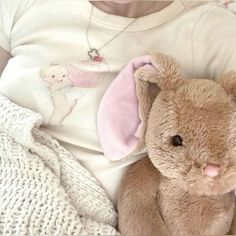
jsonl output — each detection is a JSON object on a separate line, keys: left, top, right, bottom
{"left": 86, "top": 4, "right": 138, "bottom": 61}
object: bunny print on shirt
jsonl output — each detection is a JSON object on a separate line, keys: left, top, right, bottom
{"left": 39, "top": 61, "right": 108, "bottom": 125}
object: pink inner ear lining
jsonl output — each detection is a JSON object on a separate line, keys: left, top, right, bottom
{"left": 97, "top": 55, "right": 155, "bottom": 161}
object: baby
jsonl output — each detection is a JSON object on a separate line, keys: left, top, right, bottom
{"left": 0, "top": 0, "right": 236, "bottom": 205}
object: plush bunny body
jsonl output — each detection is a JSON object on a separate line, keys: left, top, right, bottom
{"left": 118, "top": 54, "right": 236, "bottom": 236}
{"left": 158, "top": 172, "right": 234, "bottom": 235}
{"left": 119, "top": 158, "right": 235, "bottom": 236}
{"left": 118, "top": 158, "right": 235, "bottom": 236}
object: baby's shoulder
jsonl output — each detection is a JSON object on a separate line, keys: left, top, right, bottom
{"left": 184, "top": 1, "right": 236, "bottom": 38}
{"left": 0, "top": 0, "right": 37, "bottom": 20}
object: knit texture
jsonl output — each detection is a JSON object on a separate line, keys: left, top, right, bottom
{"left": 0, "top": 95, "right": 118, "bottom": 235}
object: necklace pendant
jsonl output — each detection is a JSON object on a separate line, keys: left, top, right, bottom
{"left": 88, "top": 48, "right": 104, "bottom": 62}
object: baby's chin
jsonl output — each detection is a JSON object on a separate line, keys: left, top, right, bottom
{"left": 106, "top": 0, "right": 135, "bottom": 3}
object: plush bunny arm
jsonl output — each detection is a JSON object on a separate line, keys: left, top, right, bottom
{"left": 117, "top": 158, "right": 169, "bottom": 236}
{"left": 228, "top": 198, "right": 236, "bottom": 234}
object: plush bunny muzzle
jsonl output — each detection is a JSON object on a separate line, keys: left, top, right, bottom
{"left": 202, "top": 164, "right": 219, "bottom": 177}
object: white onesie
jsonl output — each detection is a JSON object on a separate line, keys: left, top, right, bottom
{"left": 0, "top": 0, "right": 236, "bottom": 204}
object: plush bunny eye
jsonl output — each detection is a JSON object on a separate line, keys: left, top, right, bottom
{"left": 171, "top": 135, "right": 183, "bottom": 146}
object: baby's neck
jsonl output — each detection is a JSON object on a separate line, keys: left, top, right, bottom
{"left": 90, "top": 1, "right": 173, "bottom": 18}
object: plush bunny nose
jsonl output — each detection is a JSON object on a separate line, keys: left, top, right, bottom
{"left": 203, "top": 164, "right": 219, "bottom": 177}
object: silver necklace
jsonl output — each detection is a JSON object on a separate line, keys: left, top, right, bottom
{"left": 86, "top": 4, "right": 138, "bottom": 62}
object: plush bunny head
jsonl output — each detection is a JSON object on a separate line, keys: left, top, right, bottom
{"left": 98, "top": 53, "right": 236, "bottom": 195}
{"left": 135, "top": 53, "right": 236, "bottom": 196}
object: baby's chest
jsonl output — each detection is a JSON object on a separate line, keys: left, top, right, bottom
{"left": 157, "top": 180, "right": 235, "bottom": 235}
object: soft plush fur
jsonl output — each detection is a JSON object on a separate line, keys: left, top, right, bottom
{"left": 117, "top": 53, "right": 236, "bottom": 235}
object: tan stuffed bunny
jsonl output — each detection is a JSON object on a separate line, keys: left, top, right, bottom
{"left": 117, "top": 53, "right": 236, "bottom": 236}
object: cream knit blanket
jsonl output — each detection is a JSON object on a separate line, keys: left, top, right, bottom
{"left": 0, "top": 95, "right": 118, "bottom": 235}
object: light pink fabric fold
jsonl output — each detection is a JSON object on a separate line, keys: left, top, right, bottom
{"left": 97, "top": 55, "right": 152, "bottom": 161}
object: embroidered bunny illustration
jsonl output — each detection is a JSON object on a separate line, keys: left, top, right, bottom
{"left": 39, "top": 60, "right": 109, "bottom": 125}
{"left": 40, "top": 65, "right": 77, "bottom": 125}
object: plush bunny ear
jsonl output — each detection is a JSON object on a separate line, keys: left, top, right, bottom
{"left": 146, "top": 52, "right": 183, "bottom": 90}
{"left": 218, "top": 71, "right": 236, "bottom": 95}
{"left": 97, "top": 53, "right": 183, "bottom": 161}
{"left": 134, "top": 53, "right": 183, "bottom": 149}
